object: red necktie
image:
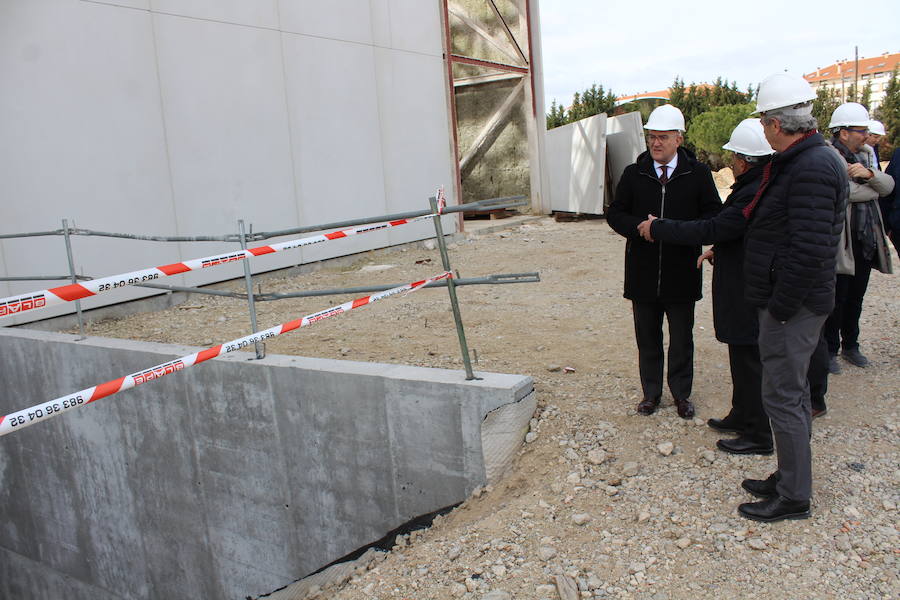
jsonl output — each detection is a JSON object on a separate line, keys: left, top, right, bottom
{"left": 659, "top": 165, "right": 668, "bottom": 184}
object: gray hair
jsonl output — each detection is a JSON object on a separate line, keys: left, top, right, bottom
{"left": 761, "top": 106, "right": 817, "bottom": 134}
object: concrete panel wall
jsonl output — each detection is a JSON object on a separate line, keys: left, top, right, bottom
{"left": 605, "top": 111, "right": 647, "bottom": 209}
{"left": 0, "top": 0, "right": 456, "bottom": 325}
{"left": 545, "top": 113, "right": 607, "bottom": 214}
{"left": 0, "top": 328, "right": 533, "bottom": 600}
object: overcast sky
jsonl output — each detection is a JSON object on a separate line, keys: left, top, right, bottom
{"left": 537, "top": 0, "right": 900, "bottom": 108}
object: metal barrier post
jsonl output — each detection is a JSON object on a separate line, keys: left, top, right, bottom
{"left": 238, "top": 220, "right": 264, "bottom": 359}
{"left": 429, "top": 196, "right": 477, "bottom": 380}
{"left": 62, "top": 219, "right": 85, "bottom": 338}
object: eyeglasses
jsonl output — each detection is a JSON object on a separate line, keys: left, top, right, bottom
{"left": 647, "top": 134, "right": 675, "bottom": 143}
{"left": 845, "top": 128, "right": 869, "bottom": 135}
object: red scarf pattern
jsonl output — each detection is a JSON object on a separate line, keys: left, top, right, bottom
{"left": 742, "top": 130, "right": 818, "bottom": 220}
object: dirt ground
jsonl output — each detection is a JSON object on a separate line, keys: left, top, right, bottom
{"left": 73, "top": 213, "right": 899, "bottom": 599}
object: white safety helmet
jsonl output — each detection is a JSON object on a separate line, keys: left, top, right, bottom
{"left": 868, "top": 120, "right": 886, "bottom": 136}
{"left": 828, "top": 102, "right": 870, "bottom": 129}
{"left": 643, "top": 104, "right": 685, "bottom": 132}
{"left": 722, "top": 119, "right": 774, "bottom": 156}
{"left": 753, "top": 73, "right": 816, "bottom": 115}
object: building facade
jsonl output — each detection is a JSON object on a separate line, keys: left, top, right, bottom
{"left": 804, "top": 52, "right": 900, "bottom": 112}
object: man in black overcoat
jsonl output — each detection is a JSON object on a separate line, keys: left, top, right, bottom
{"left": 607, "top": 104, "right": 721, "bottom": 419}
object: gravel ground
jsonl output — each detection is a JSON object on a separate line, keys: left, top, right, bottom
{"left": 72, "top": 216, "right": 899, "bottom": 600}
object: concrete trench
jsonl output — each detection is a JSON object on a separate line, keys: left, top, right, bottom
{"left": 0, "top": 327, "right": 534, "bottom": 600}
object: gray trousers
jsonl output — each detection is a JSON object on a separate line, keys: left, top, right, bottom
{"left": 757, "top": 306, "right": 826, "bottom": 502}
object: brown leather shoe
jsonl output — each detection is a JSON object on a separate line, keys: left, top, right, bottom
{"left": 636, "top": 397, "right": 660, "bottom": 415}
{"left": 674, "top": 398, "right": 695, "bottom": 419}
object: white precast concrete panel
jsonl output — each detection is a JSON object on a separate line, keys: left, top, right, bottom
{"left": 369, "top": 0, "right": 393, "bottom": 47}
{"left": 278, "top": 0, "right": 374, "bottom": 45}
{"left": 281, "top": 33, "right": 390, "bottom": 265}
{"left": 375, "top": 48, "right": 457, "bottom": 245}
{"left": 0, "top": 1, "right": 182, "bottom": 321}
{"left": 606, "top": 112, "right": 646, "bottom": 194}
{"left": 546, "top": 114, "right": 608, "bottom": 215}
{"left": 150, "top": 0, "right": 280, "bottom": 28}
{"left": 0, "top": 0, "right": 457, "bottom": 325}
{"left": 387, "top": 0, "right": 444, "bottom": 55}
{"left": 152, "top": 13, "right": 298, "bottom": 284}
{"left": 96, "top": 0, "right": 150, "bottom": 8}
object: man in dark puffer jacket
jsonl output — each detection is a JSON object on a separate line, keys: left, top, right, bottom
{"left": 607, "top": 104, "right": 721, "bottom": 421}
{"left": 737, "top": 74, "right": 848, "bottom": 523}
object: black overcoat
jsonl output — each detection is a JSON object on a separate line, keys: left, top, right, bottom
{"left": 607, "top": 147, "right": 722, "bottom": 303}
{"left": 648, "top": 165, "right": 763, "bottom": 345}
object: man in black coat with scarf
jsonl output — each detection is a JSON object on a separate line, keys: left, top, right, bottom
{"left": 607, "top": 104, "right": 721, "bottom": 419}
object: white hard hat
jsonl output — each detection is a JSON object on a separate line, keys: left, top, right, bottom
{"left": 753, "top": 73, "right": 816, "bottom": 114}
{"left": 828, "top": 102, "right": 870, "bottom": 128}
{"left": 868, "top": 120, "right": 886, "bottom": 136}
{"left": 644, "top": 104, "right": 685, "bottom": 132}
{"left": 722, "top": 119, "right": 774, "bottom": 156}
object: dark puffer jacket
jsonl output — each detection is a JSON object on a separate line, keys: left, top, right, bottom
{"left": 648, "top": 165, "right": 764, "bottom": 345}
{"left": 607, "top": 147, "right": 721, "bottom": 302}
{"left": 743, "top": 132, "right": 848, "bottom": 321}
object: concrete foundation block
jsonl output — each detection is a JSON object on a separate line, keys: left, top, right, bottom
{"left": 0, "top": 328, "right": 534, "bottom": 600}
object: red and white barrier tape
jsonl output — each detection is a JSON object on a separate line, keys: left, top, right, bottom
{"left": 0, "top": 271, "right": 451, "bottom": 437}
{"left": 436, "top": 186, "right": 447, "bottom": 214}
{"left": 0, "top": 214, "right": 440, "bottom": 319}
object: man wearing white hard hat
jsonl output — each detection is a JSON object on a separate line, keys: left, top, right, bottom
{"left": 737, "top": 73, "right": 848, "bottom": 523}
{"left": 865, "top": 119, "right": 885, "bottom": 168}
{"left": 607, "top": 104, "right": 721, "bottom": 420}
{"left": 635, "top": 119, "right": 774, "bottom": 454}
{"left": 824, "top": 104, "right": 894, "bottom": 371}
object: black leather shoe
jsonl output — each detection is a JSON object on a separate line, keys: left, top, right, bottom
{"left": 841, "top": 348, "right": 869, "bottom": 368}
{"left": 741, "top": 472, "right": 778, "bottom": 499}
{"left": 636, "top": 397, "right": 660, "bottom": 415}
{"left": 707, "top": 417, "right": 743, "bottom": 434}
{"left": 674, "top": 398, "right": 694, "bottom": 419}
{"left": 738, "top": 495, "right": 810, "bottom": 522}
{"left": 717, "top": 436, "right": 774, "bottom": 455}
{"left": 828, "top": 354, "right": 842, "bottom": 374}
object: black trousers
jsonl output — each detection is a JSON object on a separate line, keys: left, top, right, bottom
{"left": 808, "top": 328, "right": 829, "bottom": 411}
{"left": 825, "top": 238, "right": 872, "bottom": 354}
{"left": 632, "top": 301, "right": 694, "bottom": 402}
{"left": 726, "top": 343, "right": 770, "bottom": 443}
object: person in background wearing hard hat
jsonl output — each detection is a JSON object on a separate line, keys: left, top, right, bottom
{"left": 865, "top": 120, "right": 885, "bottom": 169}
{"left": 737, "top": 73, "right": 847, "bottom": 523}
{"left": 607, "top": 104, "right": 721, "bottom": 420}
{"left": 824, "top": 103, "right": 894, "bottom": 372}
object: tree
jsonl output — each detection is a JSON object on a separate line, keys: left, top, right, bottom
{"left": 545, "top": 83, "right": 618, "bottom": 129}
{"left": 546, "top": 99, "right": 567, "bottom": 129}
{"left": 859, "top": 80, "right": 873, "bottom": 109}
{"left": 874, "top": 67, "right": 900, "bottom": 154}
{"left": 812, "top": 86, "right": 841, "bottom": 133}
{"left": 667, "top": 76, "right": 753, "bottom": 158}
{"left": 568, "top": 84, "right": 618, "bottom": 123}
{"left": 686, "top": 103, "right": 756, "bottom": 170}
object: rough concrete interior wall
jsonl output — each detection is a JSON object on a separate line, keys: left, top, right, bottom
{"left": 451, "top": 0, "right": 532, "bottom": 205}
{"left": 0, "top": 328, "right": 533, "bottom": 600}
{"left": 455, "top": 79, "right": 532, "bottom": 204}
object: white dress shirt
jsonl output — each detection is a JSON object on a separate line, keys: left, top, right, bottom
{"left": 654, "top": 155, "right": 678, "bottom": 180}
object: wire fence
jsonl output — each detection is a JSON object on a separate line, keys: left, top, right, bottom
{"left": 1, "top": 194, "right": 537, "bottom": 378}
